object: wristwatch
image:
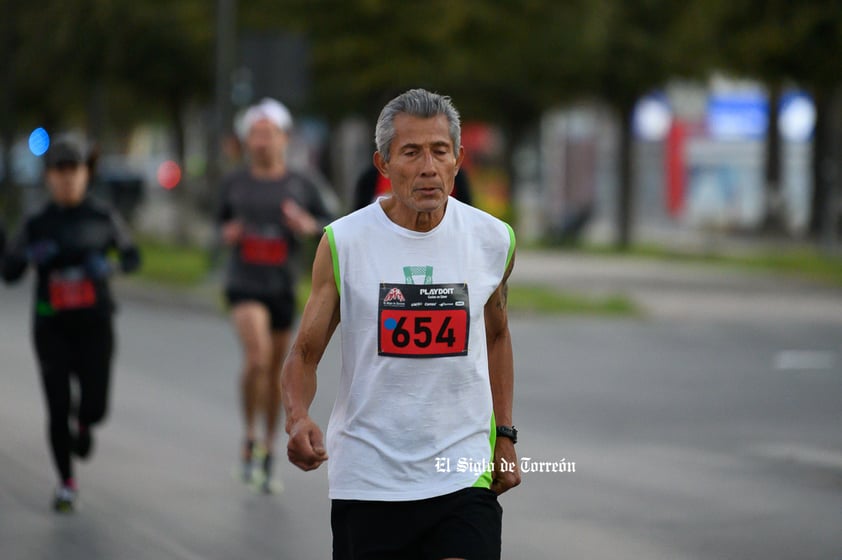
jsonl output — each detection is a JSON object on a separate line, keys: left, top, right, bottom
{"left": 496, "top": 425, "right": 518, "bottom": 444}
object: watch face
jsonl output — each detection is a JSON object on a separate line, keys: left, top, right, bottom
{"left": 497, "top": 426, "right": 517, "bottom": 443}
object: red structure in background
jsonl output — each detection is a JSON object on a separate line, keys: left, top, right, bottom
{"left": 665, "top": 121, "right": 687, "bottom": 217}
{"left": 460, "top": 122, "right": 509, "bottom": 218}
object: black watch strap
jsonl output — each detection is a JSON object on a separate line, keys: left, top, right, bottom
{"left": 496, "top": 425, "right": 518, "bottom": 444}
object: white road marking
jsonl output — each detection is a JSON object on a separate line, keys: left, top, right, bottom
{"left": 751, "top": 443, "right": 842, "bottom": 470}
{"left": 773, "top": 350, "right": 837, "bottom": 370}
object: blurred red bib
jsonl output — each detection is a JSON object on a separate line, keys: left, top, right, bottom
{"left": 49, "top": 269, "right": 96, "bottom": 310}
{"left": 241, "top": 235, "right": 288, "bottom": 266}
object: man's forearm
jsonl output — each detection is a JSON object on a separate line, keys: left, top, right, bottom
{"left": 487, "top": 326, "right": 514, "bottom": 426}
{"left": 281, "top": 352, "right": 319, "bottom": 430}
{"left": 282, "top": 235, "right": 340, "bottom": 432}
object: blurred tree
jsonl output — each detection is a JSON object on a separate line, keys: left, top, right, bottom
{"left": 1, "top": 0, "right": 211, "bottom": 239}
{"left": 11, "top": 0, "right": 834, "bottom": 246}
{"left": 1, "top": 0, "right": 112, "bottom": 219}
{"left": 552, "top": 0, "right": 716, "bottom": 249}
{"left": 2, "top": 0, "right": 211, "bottom": 155}
{"left": 110, "top": 0, "right": 212, "bottom": 164}
{"left": 243, "top": 0, "right": 715, "bottom": 249}
{"left": 7, "top": 1, "right": 127, "bottom": 133}
{"left": 242, "top": 0, "right": 570, "bottom": 121}
{"left": 712, "top": 0, "right": 842, "bottom": 239}
{"left": 240, "top": 0, "right": 589, "bottom": 226}
{"left": 110, "top": 0, "right": 212, "bottom": 243}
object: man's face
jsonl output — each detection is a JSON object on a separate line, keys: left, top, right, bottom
{"left": 46, "top": 163, "right": 88, "bottom": 207}
{"left": 377, "top": 113, "right": 463, "bottom": 215}
{"left": 245, "top": 118, "right": 288, "bottom": 165}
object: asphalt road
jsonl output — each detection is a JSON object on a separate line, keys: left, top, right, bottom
{"left": 1, "top": 279, "right": 841, "bottom": 559}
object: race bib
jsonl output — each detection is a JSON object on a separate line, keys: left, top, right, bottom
{"left": 241, "top": 234, "right": 288, "bottom": 266}
{"left": 378, "top": 283, "right": 469, "bottom": 358}
{"left": 49, "top": 268, "right": 96, "bottom": 310}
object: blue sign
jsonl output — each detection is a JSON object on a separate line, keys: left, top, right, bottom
{"left": 707, "top": 92, "right": 768, "bottom": 140}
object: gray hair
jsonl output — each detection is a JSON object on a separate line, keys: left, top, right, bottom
{"left": 374, "top": 89, "right": 461, "bottom": 162}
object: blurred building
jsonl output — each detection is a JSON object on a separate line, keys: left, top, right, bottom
{"left": 515, "top": 77, "right": 817, "bottom": 246}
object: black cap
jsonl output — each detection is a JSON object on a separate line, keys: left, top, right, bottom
{"left": 45, "top": 137, "right": 89, "bottom": 168}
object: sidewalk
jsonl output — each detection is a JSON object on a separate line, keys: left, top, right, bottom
{"left": 115, "top": 249, "right": 842, "bottom": 324}
{"left": 114, "top": 276, "right": 223, "bottom": 315}
{"left": 515, "top": 250, "right": 842, "bottom": 323}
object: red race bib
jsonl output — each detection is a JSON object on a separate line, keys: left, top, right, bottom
{"left": 241, "top": 235, "right": 288, "bottom": 266}
{"left": 378, "top": 283, "right": 469, "bottom": 358}
{"left": 49, "top": 269, "right": 97, "bottom": 310}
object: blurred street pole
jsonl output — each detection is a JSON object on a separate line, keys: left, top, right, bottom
{"left": 763, "top": 84, "right": 782, "bottom": 231}
{"left": 0, "top": 0, "right": 18, "bottom": 222}
{"left": 616, "top": 101, "right": 635, "bottom": 251}
{"left": 206, "top": 0, "right": 236, "bottom": 257}
{"left": 821, "top": 85, "right": 842, "bottom": 253}
{"left": 208, "top": 0, "right": 236, "bottom": 210}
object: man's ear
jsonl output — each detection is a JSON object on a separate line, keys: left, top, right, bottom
{"left": 455, "top": 145, "right": 465, "bottom": 172}
{"left": 373, "top": 151, "right": 389, "bottom": 178}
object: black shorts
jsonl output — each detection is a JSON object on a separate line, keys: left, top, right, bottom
{"left": 331, "top": 487, "right": 502, "bottom": 560}
{"left": 225, "top": 290, "right": 296, "bottom": 331}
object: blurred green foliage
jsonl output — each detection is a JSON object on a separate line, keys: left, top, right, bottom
{"left": 1, "top": 0, "right": 211, "bottom": 133}
{"left": 2, "top": 0, "right": 840, "bottom": 244}
{"left": 136, "top": 236, "right": 210, "bottom": 286}
{"left": 3, "top": 0, "right": 839, "bottom": 133}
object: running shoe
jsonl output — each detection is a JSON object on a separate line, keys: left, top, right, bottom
{"left": 52, "top": 485, "right": 76, "bottom": 513}
{"left": 241, "top": 439, "right": 256, "bottom": 483}
{"left": 260, "top": 453, "right": 274, "bottom": 494}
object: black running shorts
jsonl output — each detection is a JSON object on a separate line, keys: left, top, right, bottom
{"left": 331, "top": 487, "right": 502, "bottom": 560}
{"left": 225, "top": 290, "right": 296, "bottom": 331}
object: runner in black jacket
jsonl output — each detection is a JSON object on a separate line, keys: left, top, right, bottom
{"left": 1, "top": 137, "right": 140, "bottom": 512}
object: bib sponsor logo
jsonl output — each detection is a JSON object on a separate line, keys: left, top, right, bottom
{"left": 383, "top": 287, "right": 405, "bottom": 304}
{"left": 419, "top": 287, "right": 454, "bottom": 296}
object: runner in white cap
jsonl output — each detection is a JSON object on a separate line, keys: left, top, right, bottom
{"left": 218, "top": 98, "right": 333, "bottom": 493}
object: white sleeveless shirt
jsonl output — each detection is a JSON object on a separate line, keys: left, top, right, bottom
{"left": 324, "top": 197, "right": 515, "bottom": 501}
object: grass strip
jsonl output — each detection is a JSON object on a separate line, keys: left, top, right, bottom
{"left": 135, "top": 238, "right": 210, "bottom": 286}
{"left": 507, "top": 284, "right": 638, "bottom": 316}
{"left": 577, "top": 243, "right": 842, "bottom": 287}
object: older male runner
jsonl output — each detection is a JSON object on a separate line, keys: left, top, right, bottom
{"left": 282, "top": 88, "right": 520, "bottom": 559}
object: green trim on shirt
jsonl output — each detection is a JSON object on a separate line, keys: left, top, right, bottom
{"left": 472, "top": 412, "right": 497, "bottom": 489}
{"left": 504, "top": 223, "right": 516, "bottom": 271}
{"left": 324, "top": 225, "right": 341, "bottom": 296}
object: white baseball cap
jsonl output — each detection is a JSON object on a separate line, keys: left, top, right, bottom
{"left": 236, "top": 98, "right": 293, "bottom": 139}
